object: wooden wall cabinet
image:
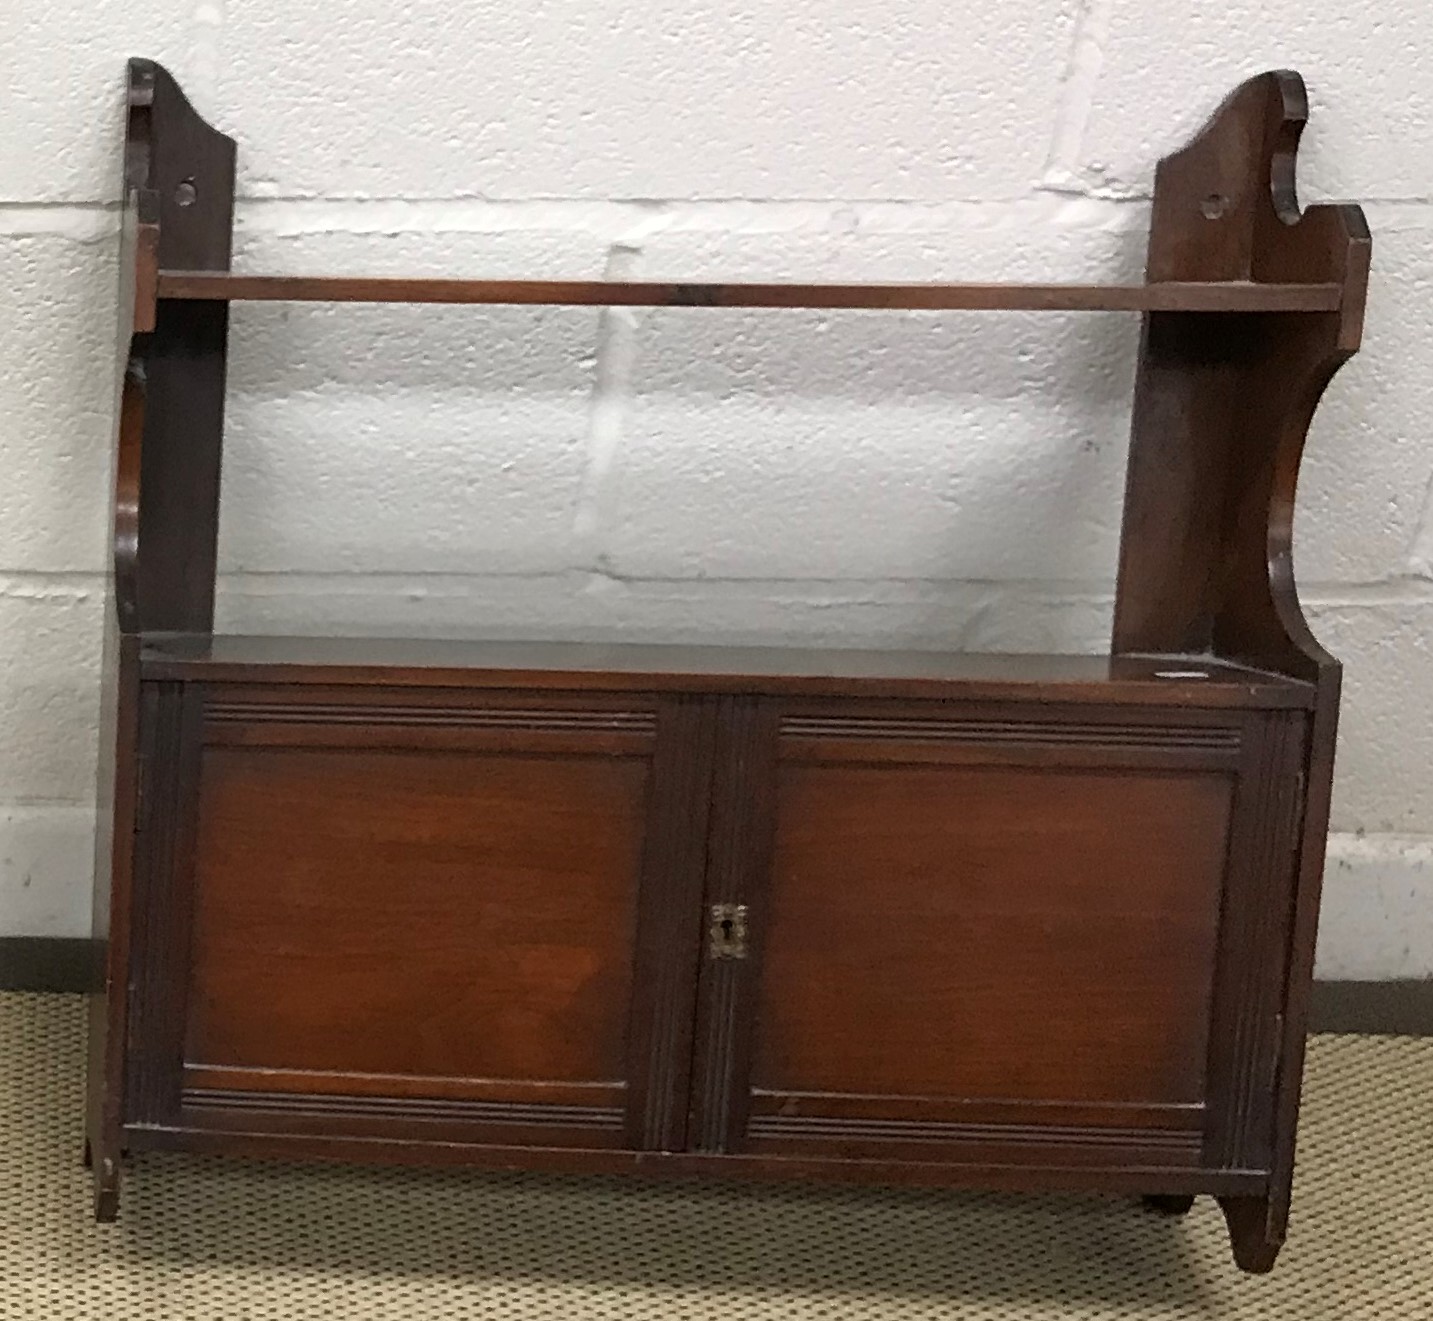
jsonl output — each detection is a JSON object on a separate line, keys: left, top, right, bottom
{"left": 88, "top": 61, "right": 1371, "bottom": 1276}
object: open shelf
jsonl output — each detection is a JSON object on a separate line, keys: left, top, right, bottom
{"left": 139, "top": 634, "right": 1316, "bottom": 706}
{"left": 153, "top": 272, "right": 1346, "bottom": 314}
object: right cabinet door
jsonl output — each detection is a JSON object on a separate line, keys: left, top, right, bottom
{"left": 689, "top": 697, "right": 1307, "bottom": 1179}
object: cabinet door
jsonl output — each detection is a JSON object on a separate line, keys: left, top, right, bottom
{"left": 126, "top": 683, "right": 712, "bottom": 1155}
{"left": 688, "top": 698, "right": 1306, "bottom": 1177}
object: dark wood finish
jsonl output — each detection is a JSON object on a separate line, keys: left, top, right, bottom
{"left": 88, "top": 54, "right": 236, "bottom": 1217}
{"left": 1114, "top": 72, "right": 1369, "bottom": 673}
{"left": 120, "top": 685, "right": 709, "bottom": 1152}
{"left": 1112, "top": 70, "right": 1370, "bottom": 1271}
{"left": 623, "top": 697, "right": 718, "bottom": 1151}
{"left": 23, "top": 946, "right": 1429, "bottom": 1038}
{"left": 688, "top": 697, "right": 780, "bottom": 1153}
{"left": 83, "top": 621, "right": 137, "bottom": 1218}
{"left": 688, "top": 699, "right": 1244, "bottom": 1171}
{"left": 91, "top": 63, "right": 1371, "bottom": 1276}
{"left": 123, "top": 1122, "right": 1269, "bottom": 1195}
{"left": 1200, "top": 711, "right": 1307, "bottom": 1173}
{"left": 187, "top": 755, "right": 642, "bottom": 1078}
{"left": 138, "top": 634, "right": 1315, "bottom": 707}
{"left": 1142, "top": 1194, "right": 1197, "bottom": 1216}
{"left": 755, "top": 769, "right": 1228, "bottom": 1102}
{"left": 123, "top": 681, "right": 204, "bottom": 1129}
{"left": 119, "top": 59, "right": 235, "bottom": 634}
{"left": 1220, "top": 1194, "right": 1284, "bottom": 1274}
{"left": 153, "top": 271, "right": 1345, "bottom": 313}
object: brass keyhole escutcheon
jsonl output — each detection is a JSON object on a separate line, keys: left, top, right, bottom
{"left": 708, "top": 903, "right": 749, "bottom": 960}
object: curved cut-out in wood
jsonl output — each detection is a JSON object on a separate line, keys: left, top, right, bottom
{"left": 1113, "top": 70, "right": 1369, "bottom": 1279}
{"left": 1114, "top": 70, "right": 1370, "bottom": 676}
{"left": 1141, "top": 1193, "right": 1196, "bottom": 1217}
{"left": 114, "top": 58, "right": 235, "bottom": 636}
{"left": 113, "top": 79, "right": 161, "bottom": 631}
{"left": 125, "top": 59, "right": 236, "bottom": 276}
{"left": 1219, "top": 1194, "right": 1283, "bottom": 1274}
{"left": 90, "top": 60, "right": 237, "bottom": 1221}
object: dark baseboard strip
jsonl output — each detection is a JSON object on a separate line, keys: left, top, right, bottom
{"left": 1309, "top": 979, "right": 1433, "bottom": 1036}
{"left": 0, "top": 938, "right": 103, "bottom": 993}
{"left": 2, "top": 938, "right": 1431, "bottom": 1034}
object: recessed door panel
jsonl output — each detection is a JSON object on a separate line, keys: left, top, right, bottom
{"left": 187, "top": 746, "right": 645, "bottom": 1085}
{"left": 126, "top": 684, "right": 714, "bottom": 1153}
{"left": 688, "top": 699, "right": 1300, "bottom": 1173}
{"left": 757, "top": 763, "right": 1230, "bottom": 1106}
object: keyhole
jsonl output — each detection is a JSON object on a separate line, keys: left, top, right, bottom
{"left": 710, "top": 903, "right": 747, "bottom": 958}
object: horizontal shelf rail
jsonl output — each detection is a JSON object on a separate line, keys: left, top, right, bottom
{"left": 153, "top": 273, "right": 1345, "bottom": 313}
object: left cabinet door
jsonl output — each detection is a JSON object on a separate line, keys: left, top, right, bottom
{"left": 123, "top": 681, "right": 715, "bottom": 1159}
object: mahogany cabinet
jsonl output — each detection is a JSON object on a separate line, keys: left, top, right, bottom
{"left": 89, "top": 61, "right": 1370, "bottom": 1277}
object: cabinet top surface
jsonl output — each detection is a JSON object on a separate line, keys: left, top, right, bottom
{"left": 138, "top": 634, "right": 1315, "bottom": 708}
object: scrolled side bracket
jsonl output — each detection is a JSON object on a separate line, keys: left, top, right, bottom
{"left": 112, "top": 57, "right": 236, "bottom": 636}
{"left": 1112, "top": 69, "right": 1370, "bottom": 679}
{"left": 1113, "top": 70, "right": 1371, "bottom": 1276}
{"left": 90, "top": 58, "right": 236, "bottom": 1222}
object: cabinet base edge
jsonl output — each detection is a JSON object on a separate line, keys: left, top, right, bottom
{"left": 124, "top": 1123, "right": 1268, "bottom": 1196}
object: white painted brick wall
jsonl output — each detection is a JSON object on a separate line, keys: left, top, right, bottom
{"left": 2, "top": 2, "right": 1430, "bottom": 976}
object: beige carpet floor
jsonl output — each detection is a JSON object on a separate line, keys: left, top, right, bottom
{"left": 3, "top": 992, "right": 1431, "bottom": 1320}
